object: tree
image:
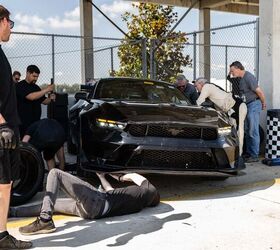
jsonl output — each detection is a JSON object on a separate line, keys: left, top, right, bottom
{"left": 116, "top": 3, "right": 192, "bottom": 83}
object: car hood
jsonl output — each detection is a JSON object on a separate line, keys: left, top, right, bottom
{"left": 95, "top": 101, "right": 230, "bottom": 128}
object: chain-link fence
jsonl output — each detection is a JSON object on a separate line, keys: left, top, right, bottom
{"left": 151, "top": 19, "right": 258, "bottom": 90}
{"left": 2, "top": 19, "right": 258, "bottom": 92}
{"left": 3, "top": 32, "right": 140, "bottom": 90}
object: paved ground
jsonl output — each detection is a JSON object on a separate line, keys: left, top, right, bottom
{"left": 7, "top": 161, "right": 280, "bottom": 250}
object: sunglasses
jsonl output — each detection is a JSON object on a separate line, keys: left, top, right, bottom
{"left": 8, "top": 19, "right": 14, "bottom": 29}
{"left": 14, "top": 78, "right": 20, "bottom": 81}
{"left": 1, "top": 17, "right": 14, "bottom": 29}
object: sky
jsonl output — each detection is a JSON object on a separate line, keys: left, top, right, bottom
{"left": 0, "top": 0, "right": 257, "bottom": 37}
{"left": 0, "top": 0, "right": 258, "bottom": 86}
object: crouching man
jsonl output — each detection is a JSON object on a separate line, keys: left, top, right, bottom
{"left": 22, "top": 118, "right": 65, "bottom": 171}
{"left": 10, "top": 169, "right": 160, "bottom": 235}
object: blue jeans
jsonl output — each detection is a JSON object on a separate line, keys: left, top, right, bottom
{"left": 244, "top": 99, "right": 262, "bottom": 157}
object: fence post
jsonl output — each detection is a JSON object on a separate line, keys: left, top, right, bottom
{"left": 153, "top": 39, "right": 157, "bottom": 80}
{"left": 110, "top": 47, "right": 114, "bottom": 73}
{"left": 193, "top": 33, "right": 197, "bottom": 81}
{"left": 255, "top": 18, "right": 259, "bottom": 81}
{"left": 225, "top": 45, "right": 228, "bottom": 91}
{"left": 51, "top": 34, "right": 55, "bottom": 83}
{"left": 141, "top": 38, "right": 147, "bottom": 78}
{"left": 150, "top": 39, "right": 155, "bottom": 80}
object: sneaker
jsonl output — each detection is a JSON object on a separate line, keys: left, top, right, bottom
{"left": 245, "top": 156, "right": 259, "bottom": 163}
{"left": 19, "top": 217, "right": 56, "bottom": 236}
{"left": 0, "top": 234, "right": 32, "bottom": 249}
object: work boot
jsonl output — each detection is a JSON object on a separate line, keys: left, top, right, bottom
{"left": 19, "top": 217, "right": 56, "bottom": 236}
{"left": 0, "top": 234, "right": 32, "bottom": 249}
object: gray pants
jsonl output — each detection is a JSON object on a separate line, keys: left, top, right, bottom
{"left": 12, "top": 169, "right": 106, "bottom": 220}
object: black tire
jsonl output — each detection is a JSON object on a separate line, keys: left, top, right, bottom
{"left": 11, "top": 142, "right": 45, "bottom": 206}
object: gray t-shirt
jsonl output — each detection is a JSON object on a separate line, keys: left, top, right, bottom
{"left": 239, "top": 71, "right": 258, "bottom": 104}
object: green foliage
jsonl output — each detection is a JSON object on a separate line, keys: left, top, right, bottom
{"left": 115, "top": 3, "right": 192, "bottom": 83}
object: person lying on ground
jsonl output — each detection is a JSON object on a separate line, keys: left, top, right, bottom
{"left": 9, "top": 169, "right": 160, "bottom": 235}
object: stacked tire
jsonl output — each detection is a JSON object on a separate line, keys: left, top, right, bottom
{"left": 11, "top": 142, "right": 45, "bottom": 206}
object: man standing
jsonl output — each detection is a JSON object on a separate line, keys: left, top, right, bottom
{"left": 12, "top": 70, "right": 21, "bottom": 83}
{"left": 0, "top": 5, "right": 32, "bottom": 249}
{"left": 175, "top": 74, "right": 198, "bottom": 105}
{"left": 16, "top": 65, "right": 55, "bottom": 137}
{"left": 229, "top": 61, "right": 266, "bottom": 162}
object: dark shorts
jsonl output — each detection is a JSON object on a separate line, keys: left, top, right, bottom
{"left": 0, "top": 146, "right": 21, "bottom": 184}
{"left": 0, "top": 127, "right": 21, "bottom": 184}
{"left": 41, "top": 141, "right": 63, "bottom": 161}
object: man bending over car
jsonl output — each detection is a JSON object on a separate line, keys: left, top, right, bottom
{"left": 194, "top": 77, "right": 247, "bottom": 156}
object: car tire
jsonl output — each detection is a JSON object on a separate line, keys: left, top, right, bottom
{"left": 11, "top": 142, "right": 45, "bottom": 206}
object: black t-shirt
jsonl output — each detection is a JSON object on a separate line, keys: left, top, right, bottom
{"left": 16, "top": 80, "right": 46, "bottom": 130}
{"left": 26, "top": 118, "right": 65, "bottom": 150}
{"left": 104, "top": 180, "right": 159, "bottom": 217}
{"left": 0, "top": 45, "right": 20, "bottom": 127}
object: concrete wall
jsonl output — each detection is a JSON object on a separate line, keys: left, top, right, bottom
{"left": 259, "top": 0, "right": 280, "bottom": 135}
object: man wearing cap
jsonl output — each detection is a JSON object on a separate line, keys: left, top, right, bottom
{"left": 22, "top": 118, "right": 66, "bottom": 171}
{"left": 175, "top": 74, "right": 198, "bottom": 105}
{"left": 194, "top": 77, "right": 247, "bottom": 156}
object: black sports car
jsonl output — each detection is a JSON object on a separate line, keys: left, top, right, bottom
{"left": 11, "top": 77, "right": 245, "bottom": 206}
{"left": 68, "top": 77, "right": 245, "bottom": 176}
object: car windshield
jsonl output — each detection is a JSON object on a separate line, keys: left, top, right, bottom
{"left": 95, "top": 79, "right": 191, "bottom": 105}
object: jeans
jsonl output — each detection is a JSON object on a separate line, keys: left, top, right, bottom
{"left": 12, "top": 169, "right": 106, "bottom": 220}
{"left": 245, "top": 99, "right": 262, "bottom": 158}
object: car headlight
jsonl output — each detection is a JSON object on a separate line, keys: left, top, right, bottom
{"left": 218, "top": 126, "right": 232, "bottom": 136}
{"left": 96, "top": 118, "right": 126, "bottom": 130}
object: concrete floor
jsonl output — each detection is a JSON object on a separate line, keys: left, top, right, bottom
{"left": 7, "top": 161, "right": 280, "bottom": 250}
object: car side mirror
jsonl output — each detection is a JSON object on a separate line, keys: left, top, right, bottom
{"left": 75, "top": 92, "right": 88, "bottom": 101}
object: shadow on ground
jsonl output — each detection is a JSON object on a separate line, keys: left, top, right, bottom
{"left": 30, "top": 202, "right": 191, "bottom": 248}
{"left": 145, "top": 162, "right": 280, "bottom": 201}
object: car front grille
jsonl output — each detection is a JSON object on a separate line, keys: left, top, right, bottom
{"left": 127, "top": 150, "right": 214, "bottom": 169}
{"left": 127, "top": 124, "right": 217, "bottom": 140}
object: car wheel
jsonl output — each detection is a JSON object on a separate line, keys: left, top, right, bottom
{"left": 11, "top": 142, "right": 45, "bottom": 206}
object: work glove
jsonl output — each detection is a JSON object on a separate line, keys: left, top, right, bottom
{"left": 0, "top": 123, "right": 16, "bottom": 149}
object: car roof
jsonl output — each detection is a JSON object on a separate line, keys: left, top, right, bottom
{"left": 97, "top": 77, "right": 174, "bottom": 86}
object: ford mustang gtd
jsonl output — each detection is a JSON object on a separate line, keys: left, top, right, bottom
{"left": 68, "top": 78, "right": 245, "bottom": 176}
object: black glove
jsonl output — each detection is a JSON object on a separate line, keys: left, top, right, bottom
{"left": 0, "top": 123, "right": 16, "bottom": 149}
